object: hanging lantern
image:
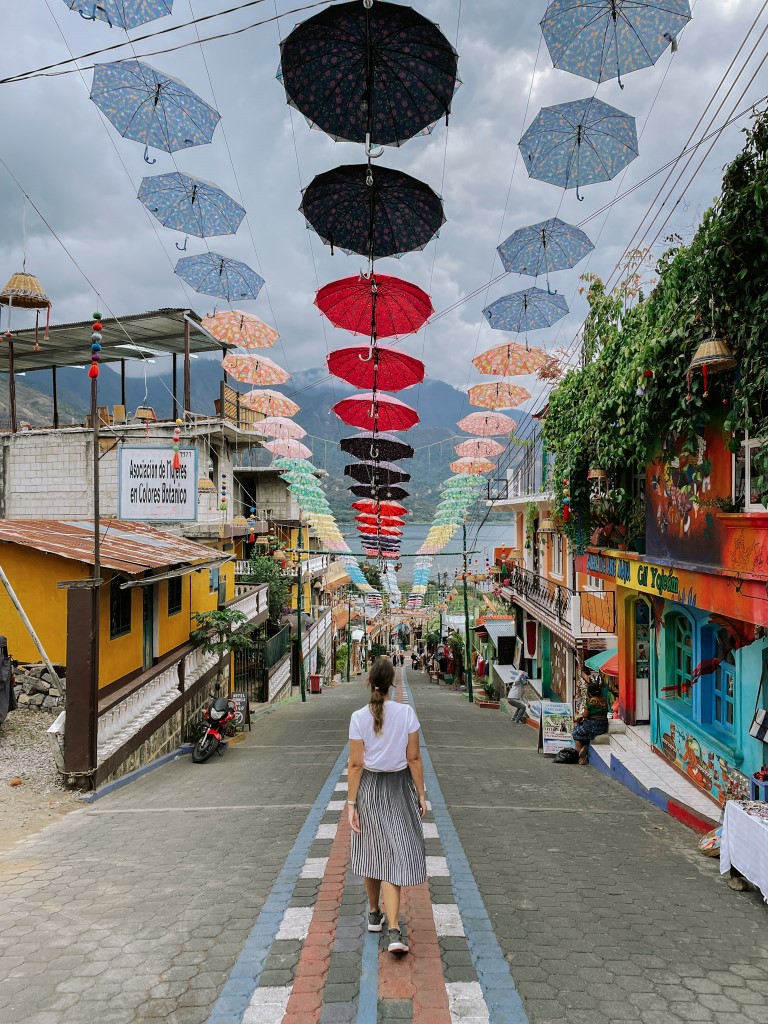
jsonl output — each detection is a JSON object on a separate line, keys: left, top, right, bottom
{"left": 688, "top": 337, "right": 737, "bottom": 398}
{"left": 0, "top": 271, "right": 52, "bottom": 342}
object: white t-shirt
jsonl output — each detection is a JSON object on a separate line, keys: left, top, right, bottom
{"left": 349, "top": 700, "right": 420, "bottom": 772}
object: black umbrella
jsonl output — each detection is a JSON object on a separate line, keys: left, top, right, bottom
{"left": 341, "top": 431, "right": 414, "bottom": 462}
{"left": 349, "top": 483, "right": 410, "bottom": 501}
{"left": 344, "top": 460, "right": 411, "bottom": 485}
{"left": 279, "top": 1, "right": 459, "bottom": 150}
{"left": 300, "top": 164, "right": 445, "bottom": 261}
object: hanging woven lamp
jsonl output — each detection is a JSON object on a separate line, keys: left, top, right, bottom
{"left": 687, "top": 299, "right": 737, "bottom": 398}
{"left": 0, "top": 271, "right": 52, "bottom": 346}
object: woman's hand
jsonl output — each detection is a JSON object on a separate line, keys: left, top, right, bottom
{"left": 348, "top": 802, "right": 360, "bottom": 834}
{"left": 418, "top": 793, "right": 427, "bottom": 818}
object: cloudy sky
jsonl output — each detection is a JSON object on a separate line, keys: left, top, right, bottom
{"left": 1, "top": 0, "right": 766, "bottom": 435}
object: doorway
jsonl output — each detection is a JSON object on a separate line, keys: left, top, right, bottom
{"left": 142, "top": 586, "right": 154, "bottom": 670}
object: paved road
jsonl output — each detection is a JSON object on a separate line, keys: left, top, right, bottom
{"left": 1, "top": 668, "right": 767, "bottom": 1024}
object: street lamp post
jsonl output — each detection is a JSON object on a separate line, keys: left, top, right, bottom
{"left": 347, "top": 589, "right": 352, "bottom": 682}
{"left": 296, "top": 527, "right": 306, "bottom": 703}
{"left": 463, "top": 524, "right": 474, "bottom": 703}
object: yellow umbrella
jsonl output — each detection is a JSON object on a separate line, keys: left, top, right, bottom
{"left": 450, "top": 456, "right": 496, "bottom": 474}
{"left": 202, "top": 310, "right": 279, "bottom": 349}
{"left": 468, "top": 382, "right": 530, "bottom": 409}
{"left": 241, "top": 389, "right": 300, "bottom": 417}
{"left": 221, "top": 352, "right": 289, "bottom": 386}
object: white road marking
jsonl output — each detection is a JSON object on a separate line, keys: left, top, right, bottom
{"left": 243, "top": 984, "right": 292, "bottom": 1024}
{"left": 423, "top": 823, "right": 439, "bottom": 839}
{"left": 445, "top": 981, "right": 490, "bottom": 1023}
{"left": 426, "top": 856, "right": 450, "bottom": 877}
{"left": 334, "top": 783, "right": 347, "bottom": 793}
{"left": 275, "top": 907, "right": 314, "bottom": 941}
{"left": 326, "top": 800, "right": 346, "bottom": 811}
{"left": 431, "top": 903, "right": 465, "bottom": 937}
{"left": 300, "top": 858, "right": 328, "bottom": 879}
{"left": 316, "top": 824, "right": 338, "bottom": 840}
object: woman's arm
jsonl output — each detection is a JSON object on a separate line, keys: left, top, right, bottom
{"left": 406, "top": 731, "right": 427, "bottom": 817}
{"left": 347, "top": 738, "right": 364, "bottom": 834}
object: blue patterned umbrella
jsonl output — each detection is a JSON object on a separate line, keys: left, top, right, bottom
{"left": 175, "top": 252, "right": 264, "bottom": 301}
{"left": 541, "top": 0, "right": 691, "bottom": 88}
{"left": 63, "top": 0, "right": 172, "bottom": 29}
{"left": 138, "top": 173, "right": 245, "bottom": 244}
{"left": 497, "top": 218, "right": 594, "bottom": 286}
{"left": 520, "top": 97, "right": 638, "bottom": 199}
{"left": 91, "top": 60, "right": 220, "bottom": 163}
{"left": 483, "top": 287, "right": 569, "bottom": 333}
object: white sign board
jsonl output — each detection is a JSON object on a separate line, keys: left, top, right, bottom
{"left": 118, "top": 445, "right": 198, "bottom": 522}
{"left": 539, "top": 701, "right": 575, "bottom": 755}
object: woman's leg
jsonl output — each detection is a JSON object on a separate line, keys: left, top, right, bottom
{"left": 363, "top": 876, "right": 381, "bottom": 912}
{"left": 381, "top": 881, "right": 401, "bottom": 930}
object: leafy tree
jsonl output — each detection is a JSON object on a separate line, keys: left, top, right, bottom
{"left": 246, "top": 554, "right": 291, "bottom": 623}
{"left": 191, "top": 609, "right": 256, "bottom": 690}
{"left": 336, "top": 643, "right": 351, "bottom": 675}
{"left": 360, "top": 561, "right": 383, "bottom": 591}
{"left": 370, "top": 642, "right": 388, "bottom": 660}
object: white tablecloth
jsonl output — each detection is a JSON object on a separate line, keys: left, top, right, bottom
{"left": 721, "top": 801, "right": 768, "bottom": 902}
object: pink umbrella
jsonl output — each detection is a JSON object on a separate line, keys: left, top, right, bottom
{"left": 265, "top": 438, "right": 312, "bottom": 459}
{"left": 240, "top": 389, "right": 300, "bottom": 417}
{"left": 457, "top": 411, "right": 517, "bottom": 436}
{"left": 454, "top": 437, "right": 505, "bottom": 458}
{"left": 221, "top": 352, "right": 289, "bottom": 386}
{"left": 258, "top": 416, "right": 306, "bottom": 440}
{"left": 202, "top": 310, "right": 278, "bottom": 349}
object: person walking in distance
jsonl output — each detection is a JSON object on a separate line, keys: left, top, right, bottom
{"left": 347, "top": 658, "right": 427, "bottom": 954}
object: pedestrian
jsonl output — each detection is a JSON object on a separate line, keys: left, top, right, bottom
{"left": 0, "top": 635, "right": 16, "bottom": 729}
{"left": 392, "top": 651, "right": 398, "bottom": 667}
{"left": 572, "top": 677, "right": 609, "bottom": 764}
{"left": 506, "top": 668, "right": 528, "bottom": 724}
{"left": 410, "top": 652, "right": 418, "bottom": 670}
{"left": 400, "top": 653, "right": 405, "bottom": 667}
{"left": 347, "top": 658, "right": 427, "bottom": 955}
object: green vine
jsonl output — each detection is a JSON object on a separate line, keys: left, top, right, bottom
{"left": 524, "top": 501, "right": 537, "bottom": 550}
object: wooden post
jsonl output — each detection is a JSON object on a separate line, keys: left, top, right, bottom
{"left": 172, "top": 352, "right": 178, "bottom": 421}
{"left": 64, "top": 587, "right": 98, "bottom": 780}
{"left": 120, "top": 359, "right": 126, "bottom": 409}
{"left": 219, "top": 379, "right": 226, "bottom": 425}
{"left": 183, "top": 318, "right": 191, "bottom": 419}
{"left": 8, "top": 340, "right": 17, "bottom": 434}
{"left": 52, "top": 366, "right": 59, "bottom": 429}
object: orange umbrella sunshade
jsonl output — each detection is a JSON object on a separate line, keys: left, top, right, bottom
{"left": 450, "top": 456, "right": 496, "bottom": 474}
{"left": 327, "top": 346, "right": 424, "bottom": 392}
{"left": 468, "top": 382, "right": 530, "bottom": 410}
{"left": 457, "top": 411, "right": 517, "bottom": 436}
{"left": 240, "top": 388, "right": 300, "bottom": 417}
{"left": 455, "top": 437, "right": 505, "bottom": 458}
{"left": 472, "top": 341, "right": 548, "bottom": 377}
{"left": 201, "top": 310, "right": 278, "bottom": 348}
{"left": 221, "top": 352, "right": 289, "bottom": 386}
{"left": 332, "top": 393, "right": 419, "bottom": 432}
{"left": 316, "top": 274, "right": 433, "bottom": 339}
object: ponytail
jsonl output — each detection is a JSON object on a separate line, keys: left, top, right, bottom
{"left": 368, "top": 657, "right": 395, "bottom": 735}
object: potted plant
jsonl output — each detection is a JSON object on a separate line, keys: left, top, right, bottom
{"left": 475, "top": 678, "right": 500, "bottom": 709}
{"left": 626, "top": 497, "right": 646, "bottom": 554}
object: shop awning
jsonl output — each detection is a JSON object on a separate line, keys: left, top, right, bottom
{"left": 585, "top": 648, "right": 619, "bottom": 676}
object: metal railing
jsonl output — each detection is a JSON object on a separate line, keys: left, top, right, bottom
{"left": 507, "top": 564, "right": 571, "bottom": 625}
{"left": 265, "top": 625, "right": 290, "bottom": 668}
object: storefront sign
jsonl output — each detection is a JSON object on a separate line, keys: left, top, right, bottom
{"left": 539, "top": 701, "right": 575, "bottom": 755}
{"left": 231, "top": 692, "right": 250, "bottom": 731}
{"left": 118, "top": 446, "right": 198, "bottom": 522}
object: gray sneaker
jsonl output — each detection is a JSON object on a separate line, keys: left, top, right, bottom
{"left": 367, "top": 909, "right": 384, "bottom": 932}
{"left": 387, "top": 928, "right": 409, "bottom": 953}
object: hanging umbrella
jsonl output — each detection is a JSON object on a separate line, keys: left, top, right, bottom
{"left": 273, "top": 456, "right": 314, "bottom": 472}
{"left": 316, "top": 274, "right": 433, "bottom": 339}
{"left": 458, "top": 411, "right": 517, "bottom": 436}
{"left": 341, "top": 432, "right": 414, "bottom": 462}
{"left": 520, "top": 97, "right": 638, "bottom": 200}
{"left": 541, "top": 0, "right": 691, "bottom": 88}
{"left": 258, "top": 416, "right": 306, "bottom": 440}
{"left": 301, "top": 164, "right": 445, "bottom": 261}
{"left": 278, "top": 1, "right": 458, "bottom": 148}
{"left": 497, "top": 217, "right": 594, "bottom": 281}
{"left": 332, "top": 393, "right": 419, "bottom": 432}
{"left": 468, "top": 382, "right": 531, "bottom": 409}
{"left": 265, "top": 438, "right": 312, "bottom": 460}
{"left": 450, "top": 456, "right": 496, "bottom": 474}
{"left": 175, "top": 252, "right": 264, "bottom": 302}
{"left": 454, "top": 438, "right": 505, "bottom": 458}
{"left": 138, "top": 172, "right": 245, "bottom": 239}
{"left": 327, "top": 346, "right": 424, "bottom": 392}
{"left": 64, "top": 0, "right": 173, "bottom": 29}
{"left": 202, "top": 310, "right": 278, "bottom": 349}
{"left": 355, "top": 514, "right": 405, "bottom": 527}
{"left": 483, "top": 287, "right": 569, "bottom": 333}
{"left": 221, "top": 352, "right": 289, "bottom": 386}
{"left": 345, "top": 461, "right": 411, "bottom": 486}
{"left": 349, "top": 484, "right": 409, "bottom": 501}
{"left": 352, "top": 499, "right": 408, "bottom": 516}
{"left": 91, "top": 61, "right": 220, "bottom": 163}
{"left": 472, "top": 341, "right": 549, "bottom": 376}
{"left": 240, "top": 389, "right": 299, "bottom": 417}
{"left": 358, "top": 524, "right": 403, "bottom": 537}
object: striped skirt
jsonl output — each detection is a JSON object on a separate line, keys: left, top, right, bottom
{"left": 350, "top": 767, "right": 427, "bottom": 887}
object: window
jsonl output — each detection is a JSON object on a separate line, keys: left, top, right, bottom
{"left": 740, "top": 435, "right": 766, "bottom": 511}
{"left": 209, "top": 567, "right": 220, "bottom": 594}
{"left": 672, "top": 615, "right": 693, "bottom": 703}
{"left": 714, "top": 655, "right": 735, "bottom": 730}
{"left": 586, "top": 574, "right": 604, "bottom": 592}
{"left": 551, "top": 532, "right": 564, "bottom": 577}
{"left": 109, "top": 576, "right": 132, "bottom": 639}
{"left": 168, "top": 575, "right": 182, "bottom": 616}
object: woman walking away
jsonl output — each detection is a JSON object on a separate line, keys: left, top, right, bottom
{"left": 573, "top": 677, "right": 609, "bottom": 764}
{"left": 347, "top": 658, "right": 427, "bottom": 955}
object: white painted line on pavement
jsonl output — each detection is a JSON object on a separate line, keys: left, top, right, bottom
{"left": 316, "top": 824, "right": 338, "bottom": 839}
{"left": 276, "top": 907, "right": 314, "bottom": 941}
{"left": 334, "top": 783, "right": 347, "bottom": 792}
{"left": 426, "top": 856, "right": 450, "bottom": 877}
{"left": 300, "top": 858, "right": 328, "bottom": 879}
{"left": 423, "top": 823, "right": 439, "bottom": 838}
{"left": 431, "top": 903, "right": 465, "bottom": 937}
{"left": 243, "top": 984, "right": 292, "bottom": 1024}
{"left": 326, "top": 800, "right": 346, "bottom": 811}
{"left": 445, "top": 981, "right": 490, "bottom": 1023}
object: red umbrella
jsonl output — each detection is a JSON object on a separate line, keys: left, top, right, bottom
{"left": 332, "top": 392, "right": 419, "bottom": 432}
{"left": 316, "top": 274, "right": 433, "bottom": 338}
{"left": 352, "top": 499, "right": 409, "bottom": 516}
{"left": 358, "top": 524, "right": 403, "bottom": 536}
{"left": 355, "top": 513, "right": 405, "bottom": 527}
{"left": 327, "top": 346, "right": 424, "bottom": 392}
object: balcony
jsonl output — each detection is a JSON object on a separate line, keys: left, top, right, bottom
{"left": 224, "top": 583, "right": 269, "bottom": 624}
{"left": 486, "top": 436, "right": 554, "bottom": 506}
{"left": 502, "top": 564, "right": 615, "bottom": 639}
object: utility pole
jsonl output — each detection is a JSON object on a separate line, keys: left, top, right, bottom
{"left": 362, "top": 609, "right": 368, "bottom": 671}
{"left": 296, "top": 527, "right": 306, "bottom": 702}
{"left": 347, "top": 590, "right": 352, "bottom": 682}
{"left": 463, "top": 524, "right": 474, "bottom": 703}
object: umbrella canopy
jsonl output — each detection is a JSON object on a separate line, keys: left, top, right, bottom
{"left": 341, "top": 431, "right": 414, "bottom": 462}
{"left": 450, "top": 456, "right": 496, "bottom": 474}
{"left": 473, "top": 341, "right": 549, "bottom": 376}
{"left": 355, "top": 514, "right": 405, "bottom": 527}
{"left": 457, "top": 411, "right": 517, "bottom": 436}
{"left": 278, "top": 0, "right": 458, "bottom": 147}
{"left": 541, "top": 0, "right": 691, "bottom": 87}
{"left": 358, "top": 524, "right": 402, "bottom": 537}
{"left": 240, "top": 389, "right": 300, "bottom": 417}
{"left": 352, "top": 500, "right": 408, "bottom": 516}
{"left": 468, "top": 382, "right": 531, "bottom": 409}
{"left": 221, "top": 352, "right": 288, "bottom": 386}
{"left": 332, "top": 393, "right": 419, "bottom": 432}
{"left": 454, "top": 438, "right": 505, "bottom": 458}
{"left": 201, "top": 310, "right": 278, "bottom": 349}
{"left": 301, "top": 164, "right": 445, "bottom": 261}
{"left": 497, "top": 217, "right": 594, "bottom": 279}
{"left": 345, "top": 461, "right": 411, "bottom": 486}
{"left": 273, "top": 456, "right": 315, "bottom": 472}
{"left": 584, "top": 648, "right": 619, "bottom": 676}
{"left": 91, "top": 61, "right": 220, "bottom": 162}
{"left": 265, "top": 438, "right": 312, "bottom": 460}
{"left": 258, "top": 416, "right": 305, "bottom": 440}
{"left": 175, "top": 252, "right": 264, "bottom": 302}
{"left": 64, "top": 0, "right": 173, "bottom": 29}
{"left": 483, "top": 287, "right": 569, "bottom": 333}
{"left": 138, "top": 172, "right": 245, "bottom": 237}
{"left": 327, "top": 346, "right": 424, "bottom": 392}
{"left": 520, "top": 97, "right": 638, "bottom": 199}
{"left": 349, "top": 484, "right": 409, "bottom": 501}
{"left": 316, "top": 274, "right": 433, "bottom": 339}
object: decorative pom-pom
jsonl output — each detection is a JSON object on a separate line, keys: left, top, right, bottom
{"left": 88, "top": 363, "right": 99, "bottom": 379}
{"left": 92, "top": 322, "right": 103, "bottom": 332}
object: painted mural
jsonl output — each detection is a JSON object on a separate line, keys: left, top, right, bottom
{"left": 657, "top": 707, "right": 750, "bottom": 806}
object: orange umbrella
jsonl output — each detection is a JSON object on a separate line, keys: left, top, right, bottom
{"left": 264, "top": 438, "right": 312, "bottom": 459}
{"left": 221, "top": 352, "right": 289, "bottom": 386}
{"left": 454, "top": 438, "right": 505, "bottom": 458}
{"left": 468, "top": 382, "right": 530, "bottom": 409}
{"left": 472, "top": 341, "right": 548, "bottom": 376}
{"left": 457, "top": 411, "right": 517, "bottom": 436}
{"left": 240, "top": 389, "right": 300, "bottom": 417}
{"left": 202, "top": 310, "right": 278, "bottom": 349}
{"left": 450, "top": 456, "right": 496, "bottom": 474}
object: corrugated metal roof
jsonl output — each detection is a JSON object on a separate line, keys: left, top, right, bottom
{"left": 484, "top": 620, "right": 516, "bottom": 647}
{"left": 0, "top": 519, "right": 225, "bottom": 575}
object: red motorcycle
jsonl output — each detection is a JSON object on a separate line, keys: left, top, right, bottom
{"left": 192, "top": 685, "right": 237, "bottom": 763}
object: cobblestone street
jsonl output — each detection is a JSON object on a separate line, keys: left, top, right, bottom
{"left": 2, "top": 668, "right": 768, "bottom": 1024}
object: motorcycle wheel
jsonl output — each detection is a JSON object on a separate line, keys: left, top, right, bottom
{"left": 192, "top": 732, "right": 220, "bottom": 764}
